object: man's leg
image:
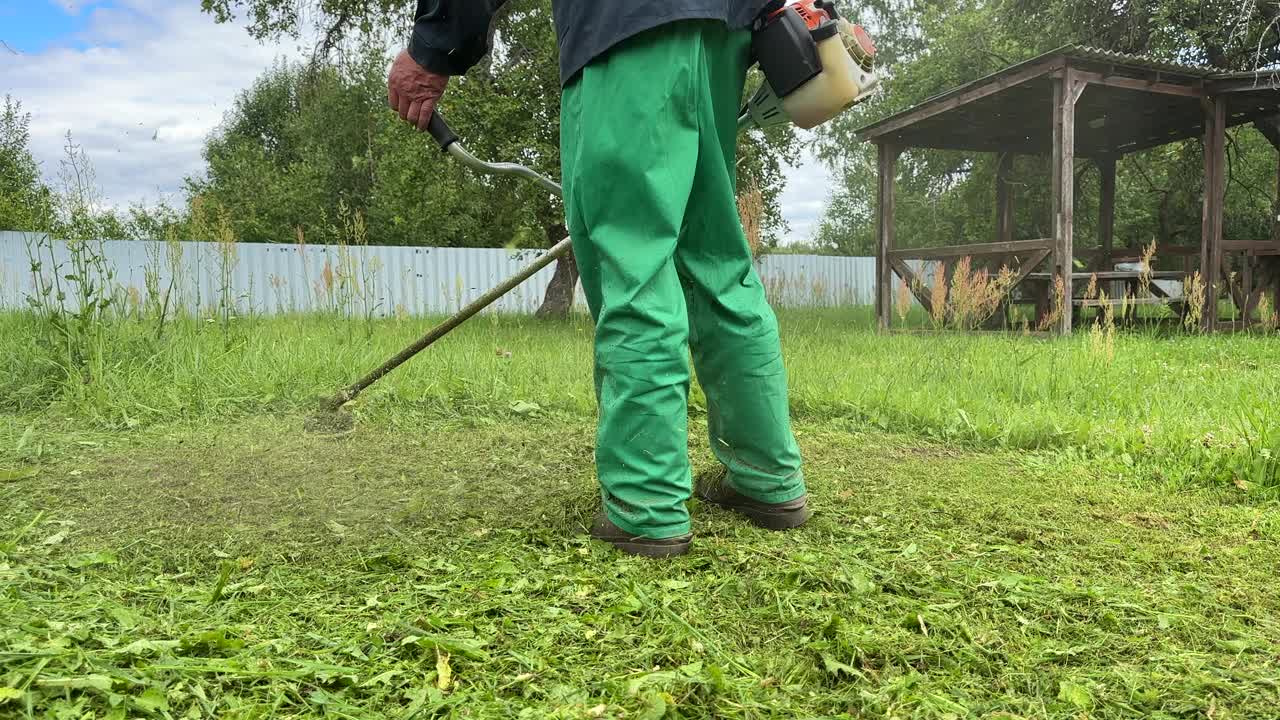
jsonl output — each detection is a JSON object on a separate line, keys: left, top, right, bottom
{"left": 675, "top": 24, "right": 807, "bottom": 514}
{"left": 560, "top": 24, "right": 707, "bottom": 541}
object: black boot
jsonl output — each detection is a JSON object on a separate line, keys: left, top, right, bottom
{"left": 695, "top": 469, "right": 811, "bottom": 530}
{"left": 589, "top": 511, "right": 693, "bottom": 558}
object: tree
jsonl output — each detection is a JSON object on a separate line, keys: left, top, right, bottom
{"left": 200, "top": 0, "right": 415, "bottom": 58}
{"left": 188, "top": 54, "right": 530, "bottom": 247}
{"left": 439, "top": 3, "right": 574, "bottom": 316}
{"left": 0, "top": 95, "right": 54, "bottom": 231}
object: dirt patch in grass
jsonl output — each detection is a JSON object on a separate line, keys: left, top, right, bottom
{"left": 301, "top": 402, "right": 357, "bottom": 435}
{"left": 1123, "top": 511, "right": 1173, "bottom": 530}
{"left": 31, "top": 416, "right": 600, "bottom": 556}
{"left": 22, "top": 418, "right": 1051, "bottom": 554}
{"left": 21, "top": 417, "right": 1277, "bottom": 564}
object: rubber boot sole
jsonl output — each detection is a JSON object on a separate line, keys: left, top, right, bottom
{"left": 602, "top": 536, "right": 693, "bottom": 558}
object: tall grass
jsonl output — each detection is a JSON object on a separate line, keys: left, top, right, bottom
{"left": 1182, "top": 271, "right": 1205, "bottom": 331}
{"left": 1258, "top": 292, "right": 1278, "bottom": 331}
{"left": 3, "top": 305, "right": 1278, "bottom": 492}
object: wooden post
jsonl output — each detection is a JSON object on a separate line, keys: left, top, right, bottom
{"left": 1098, "top": 156, "right": 1116, "bottom": 272}
{"left": 1200, "top": 96, "right": 1227, "bottom": 332}
{"left": 996, "top": 152, "right": 1015, "bottom": 244}
{"left": 1051, "top": 71, "right": 1080, "bottom": 335}
{"left": 876, "top": 142, "right": 900, "bottom": 331}
{"left": 1242, "top": 255, "right": 1254, "bottom": 328}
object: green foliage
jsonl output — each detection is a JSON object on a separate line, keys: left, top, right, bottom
{"left": 998, "top": 0, "right": 1280, "bottom": 69}
{"left": 199, "top": 0, "right": 413, "bottom": 48}
{"left": 185, "top": 54, "right": 524, "bottom": 247}
{"left": 21, "top": 136, "right": 126, "bottom": 388}
{"left": 434, "top": 2, "right": 566, "bottom": 247}
{"left": 194, "top": 2, "right": 563, "bottom": 246}
{"left": 0, "top": 95, "right": 54, "bottom": 232}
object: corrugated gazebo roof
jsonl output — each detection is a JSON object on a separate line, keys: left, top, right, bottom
{"left": 856, "top": 46, "right": 1278, "bottom": 157}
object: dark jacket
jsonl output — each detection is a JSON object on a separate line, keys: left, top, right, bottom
{"left": 410, "top": 1, "right": 770, "bottom": 86}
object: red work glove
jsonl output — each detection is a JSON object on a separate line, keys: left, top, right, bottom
{"left": 388, "top": 49, "right": 449, "bottom": 131}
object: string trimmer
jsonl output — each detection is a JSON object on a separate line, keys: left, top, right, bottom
{"left": 313, "top": 1, "right": 877, "bottom": 428}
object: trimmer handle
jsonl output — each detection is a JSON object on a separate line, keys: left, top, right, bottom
{"left": 427, "top": 112, "right": 459, "bottom": 151}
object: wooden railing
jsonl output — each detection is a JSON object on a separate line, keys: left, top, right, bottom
{"left": 1223, "top": 240, "right": 1280, "bottom": 256}
{"left": 888, "top": 238, "right": 1053, "bottom": 261}
{"left": 886, "top": 239, "right": 1054, "bottom": 316}
{"left": 883, "top": 237, "right": 1278, "bottom": 326}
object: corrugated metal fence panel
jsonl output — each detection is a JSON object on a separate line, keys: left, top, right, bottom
{"left": 755, "top": 253, "right": 876, "bottom": 307}
{"left": 2, "top": 231, "right": 33, "bottom": 309}
{"left": 1, "top": 230, "right": 875, "bottom": 315}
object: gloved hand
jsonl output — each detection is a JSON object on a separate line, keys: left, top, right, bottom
{"left": 388, "top": 49, "right": 449, "bottom": 131}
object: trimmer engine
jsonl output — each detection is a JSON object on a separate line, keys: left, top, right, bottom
{"left": 743, "top": 0, "right": 879, "bottom": 130}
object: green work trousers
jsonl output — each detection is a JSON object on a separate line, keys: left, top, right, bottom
{"left": 561, "top": 20, "right": 806, "bottom": 540}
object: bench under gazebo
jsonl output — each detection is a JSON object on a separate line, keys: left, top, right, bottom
{"left": 857, "top": 45, "right": 1280, "bottom": 333}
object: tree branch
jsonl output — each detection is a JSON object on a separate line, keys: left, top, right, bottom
{"left": 1225, "top": 130, "right": 1274, "bottom": 206}
{"left": 313, "top": 6, "right": 353, "bottom": 62}
{"left": 1127, "top": 155, "right": 1166, "bottom": 196}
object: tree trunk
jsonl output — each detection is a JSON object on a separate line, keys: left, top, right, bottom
{"left": 1157, "top": 191, "right": 1172, "bottom": 246}
{"left": 535, "top": 224, "right": 577, "bottom": 319}
{"left": 1273, "top": 147, "right": 1280, "bottom": 245}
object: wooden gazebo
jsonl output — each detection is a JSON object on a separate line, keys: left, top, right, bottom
{"left": 857, "top": 46, "right": 1280, "bottom": 333}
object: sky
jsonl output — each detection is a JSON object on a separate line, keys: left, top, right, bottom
{"left": 0, "top": 0, "right": 831, "bottom": 242}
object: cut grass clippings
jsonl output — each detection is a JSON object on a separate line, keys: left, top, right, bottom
{"left": 3, "top": 415, "right": 1280, "bottom": 717}
{"left": 3, "top": 307, "right": 1279, "bottom": 715}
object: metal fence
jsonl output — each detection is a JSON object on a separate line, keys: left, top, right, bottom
{"left": 0, "top": 230, "right": 874, "bottom": 316}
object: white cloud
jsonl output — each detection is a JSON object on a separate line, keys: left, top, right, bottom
{"left": 778, "top": 129, "right": 834, "bottom": 245}
{"left": 0, "top": 0, "right": 306, "bottom": 210}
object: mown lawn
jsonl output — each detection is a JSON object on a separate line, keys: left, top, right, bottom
{"left": 2, "top": 309, "right": 1279, "bottom": 717}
